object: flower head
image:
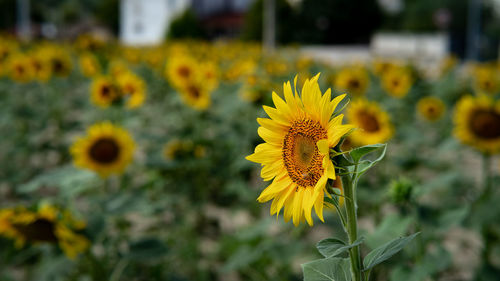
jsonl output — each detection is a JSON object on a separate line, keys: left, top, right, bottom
{"left": 246, "top": 74, "right": 353, "bottom": 226}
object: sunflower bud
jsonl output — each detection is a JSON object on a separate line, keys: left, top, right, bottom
{"left": 389, "top": 177, "right": 414, "bottom": 204}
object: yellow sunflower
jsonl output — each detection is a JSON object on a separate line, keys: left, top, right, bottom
{"left": 7, "top": 53, "right": 35, "bottom": 83}
{"left": 29, "top": 51, "right": 52, "bottom": 82}
{"left": 347, "top": 99, "right": 393, "bottom": 146}
{"left": 165, "top": 55, "right": 197, "bottom": 89}
{"left": 200, "top": 61, "right": 219, "bottom": 92}
{"left": 40, "top": 46, "right": 73, "bottom": 77}
{"left": 334, "top": 66, "right": 370, "bottom": 97}
{"left": 381, "top": 66, "right": 413, "bottom": 98}
{"left": 0, "top": 204, "right": 89, "bottom": 259}
{"left": 417, "top": 97, "right": 446, "bottom": 122}
{"left": 454, "top": 95, "right": 500, "bottom": 154}
{"left": 473, "top": 65, "right": 499, "bottom": 95}
{"left": 116, "top": 71, "right": 146, "bottom": 109}
{"left": 71, "top": 122, "right": 135, "bottom": 177}
{"left": 246, "top": 74, "right": 353, "bottom": 226}
{"left": 79, "top": 53, "right": 101, "bottom": 77}
{"left": 90, "top": 76, "right": 120, "bottom": 108}
{"left": 178, "top": 80, "right": 212, "bottom": 111}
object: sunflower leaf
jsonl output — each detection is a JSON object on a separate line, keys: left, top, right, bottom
{"left": 317, "top": 237, "right": 364, "bottom": 258}
{"left": 353, "top": 144, "right": 387, "bottom": 178}
{"left": 363, "top": 232, "right": 420, "bottom": 271}
{"left": 302, "top": 257, "right": 351, "bottom": 281}
{"left": 350, "top": 143, "right": 386, "bottom": 164}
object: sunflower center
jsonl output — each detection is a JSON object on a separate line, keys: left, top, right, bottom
{"left": 348, "top": 78, "right": 360, "bottom": 90}
{"left": 357, "top": 110, "right": 380, "bottom": 132}
{"left": 13, "top": 218, "right": 58, "bottom": 243}
{"left": 101, "top": 85, "right": 111, "bottom": 97}
{"left": 187, "top": 85, "right": 201, "bottom": 99}
{"left": 392, "top": 78, "right": 400, "bottom": 87}
{"left": 89, "top": 138, "right": 120, "bottom": 164}
{"left": 52, "top": 59, "right": 64, "bottom": 73}
{"left": 283, "top": 119, "right": 327, "bottom": 187}
{"left": 469, "top": 109, "right": 500, "bottom": 139}
{"left": 178, "top": 66, "right": 191, "bottom": 78}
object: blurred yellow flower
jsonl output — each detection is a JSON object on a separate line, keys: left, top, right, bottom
{"left": 165, "top": 55, "right": 197, "bottom": 89}
{"left": 7, "top": 53, "right": 35, "bottom": 83}
{"left": 381, "top": 66, "right": 413, "bottom": 98}
{"left": 71, "top": 122, "right": 135, "bottom": 177}
{"left": 473, "top": 65, "right": 499, "bottom": 95}
{"left": 116, "top": 71, "right": 146, "bottom": 109}
{"left": 90, "top": 76, "right": 120, "bottom": 108}
{"left": 0, "top": 204, "right": 89, "bottom": 259}
{"left": 334, "top": 66, "right": 370, "bottom": 97}
{"left": 454, "top": 95, "right": 500, "bottom": 154}
{"left": 79, "top": 53, "right": 101, "bottom": 77}
{"left": 347, "top": 99, "right": 393, "bottom": 146}
{"left": 417, "top": 97, "right": 446, "bottom": 122}
{"left": 246, "top": 74, "right": 353, "bottom": 226}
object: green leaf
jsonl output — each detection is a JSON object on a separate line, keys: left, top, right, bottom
{"left": 127, "top": 238, "right": 168, "bottom": 261}
{"left": 317, "top": 237, "right": 364, "bottom": 258}
{"left": 365, "top": 214, "right": 413, "bottom": 249}
{"left": 350, "top": 144, "right": 386, "bottom": 163}
{"left": 302, "top": 257, "right": 351, "bottom": 281}
{"left": 363, "top": 232, "right": 420, "bottom": 271}
{"left": 355, "top": 144, "right": 387, "bottom": 178}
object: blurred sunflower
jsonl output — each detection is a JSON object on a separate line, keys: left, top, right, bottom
{"left": 71, "top": 122, "right": 135, "bottom": 177}
{"left": 473, "top": 65, "right": 499, "bottom": 95}
{"left": 334, "top": 66, "right": 370, "bottom": 97}
{"left": 90, "top": 76, "right": 120, "bottom": 108}
{"left": 79, "top": 53, "right": 101, "bottom": 77}
{"left": 29, "top": 51, "right": 52, "bottom": 82}
{"left": 7, "top": 53, "right": 35, "bottom": 83}
{"left": 116, "top": 71, "right": 146, "bottom": 109}
{"left": 44, "top": 47, "right": 73, "bottom": 77}
{"left": 439, "top": 55, "right": 458, "bottom": 76}
{"left": 165, "top": 55, "right": 197, "bottom": 88}
{"left": 225, "top": 59, "right": 256, "bottom": 82}
{"left": 201, "top": 61, "right": 219, "bottom": 92}
{"left": 347, "top": 99, "right": 393, "bottom": 146}
{"left": 454, "top": 95, "right": 500, "bottom": 154}
{"left": 179, "top": 80, "right": 211, "bottom": 110}
{"left": 109, "top": 60, "right": 130, "bottom": 78}
{"left": 381, "top": 66, "right": 413, "bottom": 98}
{"left": 0, "top": 38, "right": 17, "bottom": 76}
{"left": 417, "top": 97, "right": 446, "bottom": 122}
{"left": 246, "top": 74, "right": 353, "bottom": 226}
{"left": 0, "top": 204, "right": 89, "bottom": 259}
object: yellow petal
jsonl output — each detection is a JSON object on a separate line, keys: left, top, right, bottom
{"left": 317, "top": 139, "right": 329, "bottom": 155}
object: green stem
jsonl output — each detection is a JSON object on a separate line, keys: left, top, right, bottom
{"left": 341, "top": 170, "right": 363, "bottom": 281}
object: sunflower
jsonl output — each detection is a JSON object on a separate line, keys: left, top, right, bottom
{"left": 0, "top": 204, "right": 89, "bottom": 259}
{"left": 439, "top": 55, "right": 458, "bottom": 76}
{"left": 165, "top": 55, "right": 197, "bottom": 89}
{"left": 90, "top": 76, "right": 120, "bottom": 108}
{"left": 178, "top": 80, "right": 212, "bottom": 110}
{"left": 200, "top": 61, "right": 219, "bottom": 92}
{"left": 454, "top": 95, "right": 500, "bottom": 154}
{"left": 381, "top": 66, "right": 413, "bottom": 98}
{"left": 334, "top": 66, "right": 370, "bottom": 97}
{"left": 246, "top": 74, "right": 353, "bottom": 226}
{"left": 71, "top": 122, "right": 135, "bottom": 177}
{"left": 116, "top": 71, "right": 146, "bottom": 109}
{"left": 7, "top": 53, "right": 35, "bottom": 83}
{"left": 41, "top": 46, "right": 73, "bottom": 77}
{"left": 79, "top": 53, "right": 101, "bottom": 77}
{"left": 473, "top": 65, "right": 499, "bottom": 95}
{"left": 417, "top": 97, "right": 446, "bottom": 122}
{"left": 347, "top": 99, "right": 393, "bottom": 146}
{"left": 29, "top": 51, "right": 52, "bottom": 82}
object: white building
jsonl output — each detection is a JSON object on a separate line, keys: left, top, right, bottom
{"left": 120, "top": 0, "right": 190, "bottom": 46}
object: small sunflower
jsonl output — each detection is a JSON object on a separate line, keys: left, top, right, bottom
{"left": 116, "top": 71, "right": 146, "bottom": 109}
{"left": 90, "top": 76, "right": 120, "bottom": 108}
{"left": 347, "top": 99, "right": 393, "bottom": 146}
{"left": 246, "top": 74, "right": 353, "bottom": 226}
{"left": 7, "top": 53, "right": 34, "bottom": 83}
{"left": 381, "top": 66, "right": 413, "bottom": 98}
{"left": 200, "top": 61, "right": 219, "bottom": 92}
{"left": 334, "top": 66, "right": 370, "bottom": 97}
{"left": 40, "top": 46, "right": 73, "bottom": 77}
{"left": 454, "top": 95, "right": 500, "bottom": 154}
{"left": 79, "top": 53, "right": 101, "bottom": 77}
{"left": 71, "top": 122, "right": 135, "bottom": 177}
{"left": 417, "top": 97, "right": 446, "bottom": 122}
{"left": 473, "top": 65, "right": 499, "bottom": 95}
{"left": 165, "top": 55, "right": 197, "bottom": 89}
{"left": 29, "top": 51, "right": 52, "bottom": 82}
{"left": 178, "top": 80, "right": 211, "bottom": 111}
{"left": 0, "top": 204, "right": 89, "bottom": 259}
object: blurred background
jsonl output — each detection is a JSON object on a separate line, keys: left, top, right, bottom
{"left": 0, "top": 0, "right": 500, "bottom": 281}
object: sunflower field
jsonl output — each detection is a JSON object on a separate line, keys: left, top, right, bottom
{"left": 1, "top": 34, "right": 500, "bottom": 281}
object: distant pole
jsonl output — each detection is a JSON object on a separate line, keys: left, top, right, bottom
{"left": 466, "top": 0, "right": 481, "bottom": 61}
{"left": 263, "top": 0, "right": 276, "bottom": 52}
{"left": 17, "top": 0, "right": 31, "bottom": 40}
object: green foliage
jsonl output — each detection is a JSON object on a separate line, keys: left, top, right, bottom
{"left": 302, "top": 257, "right": 351, "bottom": 281}
{"left": 167, "top": 9, "right": 206, "bottom": 40}
{"left": 363, "top": 232, "right": 419, "bottom": 271}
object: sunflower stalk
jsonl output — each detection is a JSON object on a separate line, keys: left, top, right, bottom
{"left": 341, "top": 162, "right": 363, "bottom": 281}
